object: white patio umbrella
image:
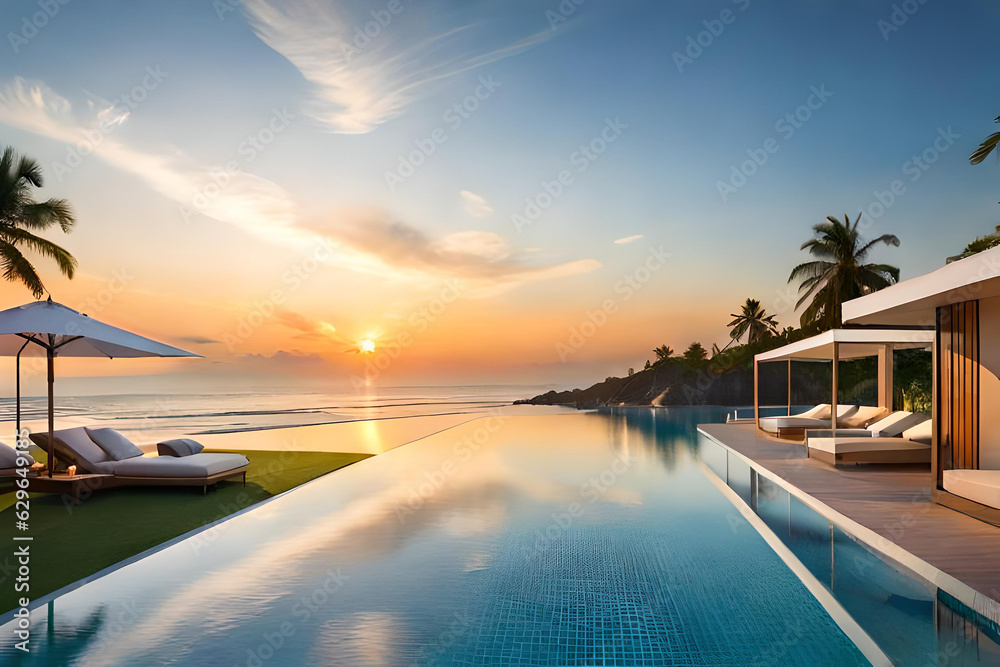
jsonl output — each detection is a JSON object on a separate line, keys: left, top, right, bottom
{"left": 0, "top": 298, "right": 200, "bottom": 476}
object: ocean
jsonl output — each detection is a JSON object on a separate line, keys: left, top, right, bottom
{"left": 0, "top": 385, "right": 551, "bottom": 442}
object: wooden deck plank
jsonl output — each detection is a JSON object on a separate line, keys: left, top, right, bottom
{"left": 699, "top": 423, "right": 1000, "bottom": 604}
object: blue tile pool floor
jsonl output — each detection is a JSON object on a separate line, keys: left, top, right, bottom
{"left": 0, "top": 408, "right": 869, "bottom": 665}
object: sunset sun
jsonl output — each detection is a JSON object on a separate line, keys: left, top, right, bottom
{"left": 359, "top": 338, "right": 376, "bottom": 354}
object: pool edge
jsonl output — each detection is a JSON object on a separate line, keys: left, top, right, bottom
{"left": 697, "top": 426, "right": 1000, "bottom": 630}
{"left": 698, "top": 460, "right": 891, "bottom": 667}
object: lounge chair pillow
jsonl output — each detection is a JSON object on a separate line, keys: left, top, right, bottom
{"left": 85, "top": 427, "right": 144, "bottom": 461}
{"left": 156, "top": 439, "right": 205, "bottom": 457}
{"left": 902, "top": 419, "right": 933, "bottom": 445}
{"left": 29, "top": 427, "right": 112, "bottom": 474}
{"left": 0, "top": 442, "right": 32, "bottom": 468}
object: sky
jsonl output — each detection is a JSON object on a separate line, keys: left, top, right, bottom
{"left": 0, "top": 0, "right": 998, "bottom": 396}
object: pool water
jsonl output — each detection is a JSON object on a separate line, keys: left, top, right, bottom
{"left": 0, "top": 408, "right": 870, "bottom": 665}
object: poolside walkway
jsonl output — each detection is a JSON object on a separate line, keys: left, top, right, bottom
{"left": 699, "top": 423, "right": 1000, "bottom": 609}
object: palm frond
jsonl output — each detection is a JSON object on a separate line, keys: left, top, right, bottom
{"left": 970, "top": 131, "right": 1000, "bottom": 165}
{"left": 0, "top": 239, "right": 45, "bottom": 298}
{"left": 856, "top": 233, "right": 900, "bottom": 258}
{"left": 0, "top": 227, "right": 77, "bottom": 278}
{"left": 18, "top": 199, "right": 75, "bottom": 232}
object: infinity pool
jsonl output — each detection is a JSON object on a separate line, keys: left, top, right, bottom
{"left": 1, "top": 408, "right": 871, "bottom": 665}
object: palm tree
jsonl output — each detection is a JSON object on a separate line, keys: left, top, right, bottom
{"left": 727, "top": 298, "right": 779, "bottom": 344}
{"left": 970, "top": 116, "right": 1000, "bottom": 166}
{"left": 0, "top": 147, "right": 77, "bottom": 298}
{"left": 958, "top": 224, "right": 1000, "bottom": 258}
{"left": 653, "top": 345, "right": 673, "bottom": 363}
{"left": 788, "top": 214, "right": 899, "bottom": 329}
{"left": 682, "top": 342, "right": 707, "bottom": 365}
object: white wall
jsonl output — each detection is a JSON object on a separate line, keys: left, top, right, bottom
{"left": 979, "top": 297, "right": 1000, "bottom": 469}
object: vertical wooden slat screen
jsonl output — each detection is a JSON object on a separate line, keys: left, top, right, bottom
{"left": 937, "top": 300, "right": 979, "bottom": 477}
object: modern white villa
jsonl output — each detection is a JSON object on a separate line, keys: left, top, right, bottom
{"left": 844, "top": 244, "right": 1000, "bottom": 526}
{"left": 697, "top": 246, "right": 1000, "bottom": 649}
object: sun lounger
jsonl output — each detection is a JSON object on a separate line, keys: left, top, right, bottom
{"left": 808, "top": 420, "right": 932, "bottom": 466}
{"left": 0, "top": 442, "right": 42, "bottom": 494}
{"left": 0, "top": 441, "right": 34, "bottom": 475}
{"left": 28, "top": 427, "right": 248, "bottom": 493}
{"left": 759, "top": 404, "right": 859, "bottom": 438}
{"left": 806, "top": 411, "right": 929, "bottom": 440}
{"left": 942, "top": 470, "right": 1000, "bottom": 510}
{"left": 837, "top": 405, "right": 890, "bottom": 429}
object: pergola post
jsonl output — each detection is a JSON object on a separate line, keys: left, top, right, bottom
{"left": 831, "top": 341, "right": 839, "bottom": 434}
{"left": 877, "top": 344, "right": 894, "bottom": 411}
{"left": 753, "top": 357, "right": 760, "bottom": 432}
{"left": 787, "top": 359, "right": 792, "bottom": 416}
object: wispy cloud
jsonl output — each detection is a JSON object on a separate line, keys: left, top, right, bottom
{"left": 275, "top": 308, "right": 338, "bottom": 338}
{"left": 305, "top": 209, "right": 601, "bottom": 292}
{"left": 242, "top": 0, "right": 551, "bottom": 133}
{"left": 178, "top": 336, "right": 221, "bottom": 345}
{"left": 460, "top": 190, "right": 493, "bottom": 217}
{"left": 0, "top": 78, "right": 296, "bottom": 242}
{"left": 0, "top": 77, "right": 598, "bottom": 294}
{"left": 614, "top": 234, "right": 644, "bottom": 244}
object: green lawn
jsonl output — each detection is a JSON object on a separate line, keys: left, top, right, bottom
{"left": 0, "top": 449, "right": 370, "bottom": 614}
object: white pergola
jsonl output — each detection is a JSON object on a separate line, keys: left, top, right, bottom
{"left": 753, "top": 328, "right": 935, "bottom": 434}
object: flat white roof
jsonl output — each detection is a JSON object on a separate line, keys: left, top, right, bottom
{"left": 843, "top": 245, "right": 1000, "bottom": 326}
{"left": 754, "top": 328, "right": 934, "bottom": 363}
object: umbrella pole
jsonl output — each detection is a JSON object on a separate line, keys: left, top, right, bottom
{"left": 14, "top": 337, "right": 31, "bottom": 441}
{"left": 47, "top": 347, "right": 54, "bottom": 478}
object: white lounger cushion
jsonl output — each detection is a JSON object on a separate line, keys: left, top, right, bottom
{"left": 760, "top": 405, "right": 857, "bottom": 432}
{"left": 839, "top": 406, "right": 889, "bottom": 429}
{"left": 809, "top": 437, "right": 930, "bottom": 455}
{"left": 795, "top": 404, "right": 832, "bottom": 419}
{"left": 901, "top": 419, "right": 932, "bottom": 445}
{"left": 759, "top": 404, "right": 829, "bottom": 431}
{"left": 943, "top": 470, "right": 1000, "bottom": 510}
{"left": 867, "top": 411, "right": 930, "bottom": 437}
{"left": 110, "top": 453, "right": 249, "bottom": 478}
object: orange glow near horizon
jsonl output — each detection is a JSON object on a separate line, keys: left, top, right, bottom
{"left": 359, "top": 338, "right": 376, "bottom": 354}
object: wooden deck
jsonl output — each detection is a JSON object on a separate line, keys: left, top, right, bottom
{"left": 699, "top": 423, "right": 1000, "bottom": 610}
